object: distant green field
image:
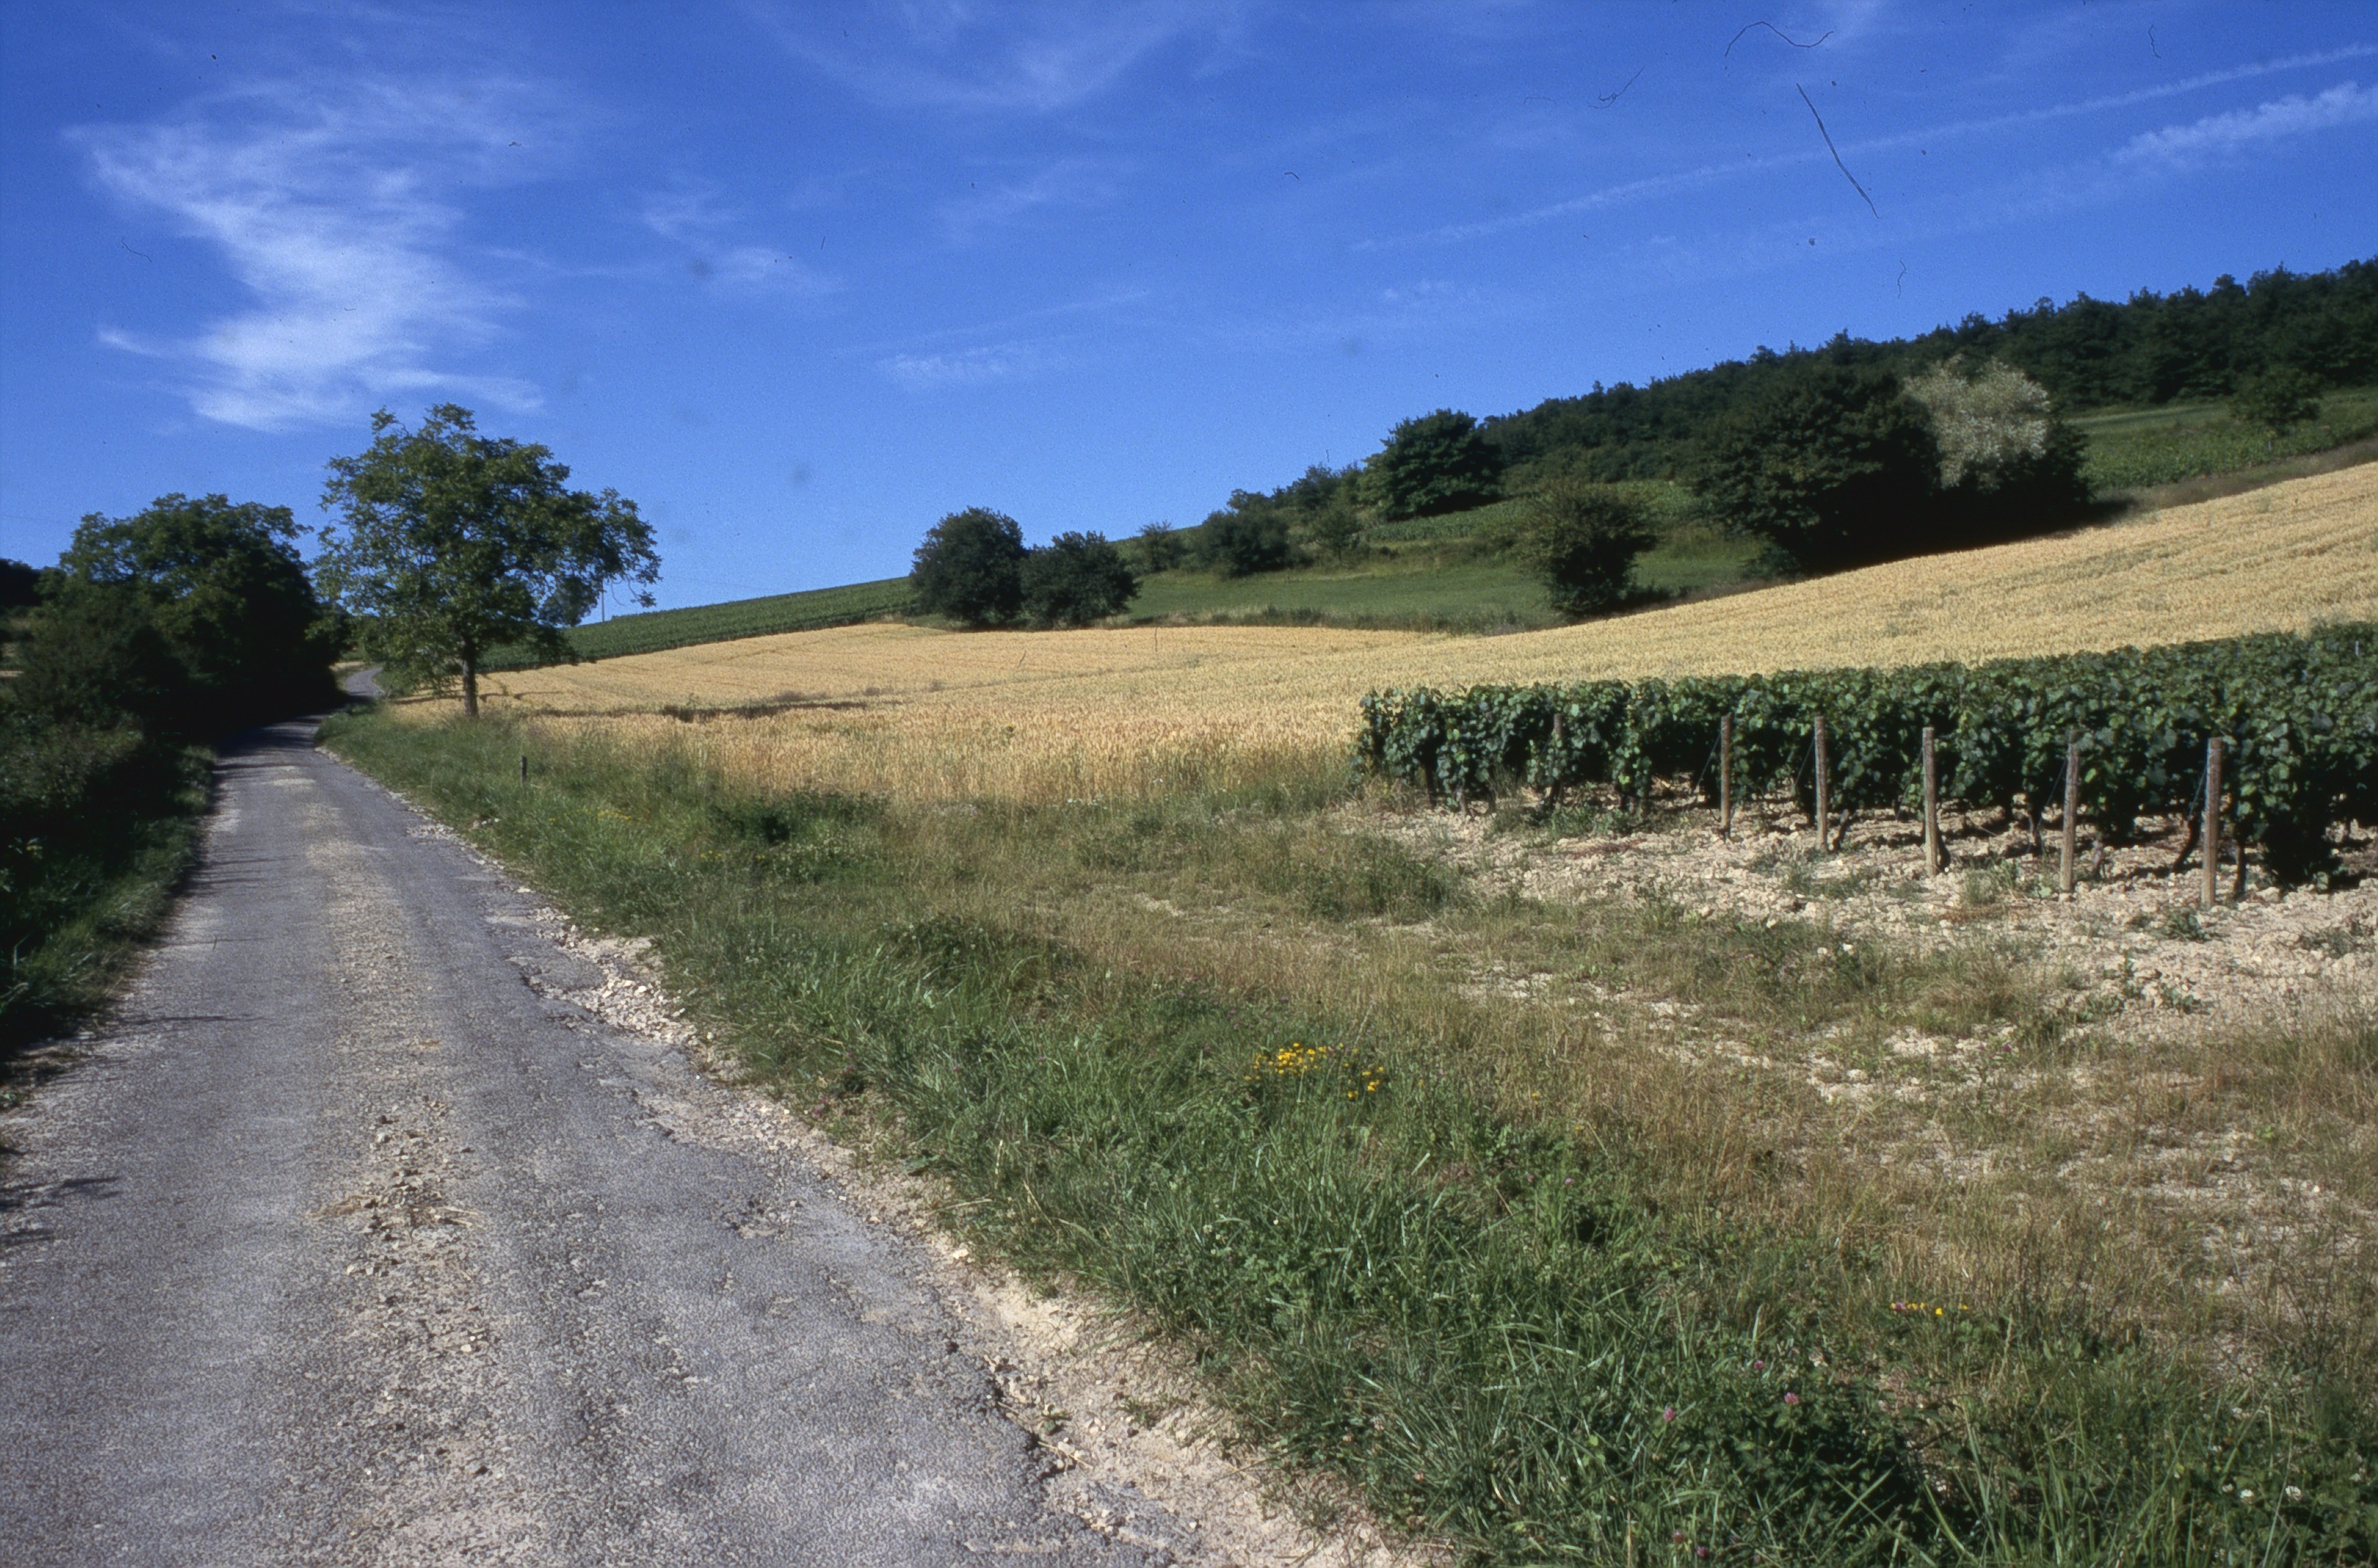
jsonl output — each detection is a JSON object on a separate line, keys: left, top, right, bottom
{"left": 1128, "top": 552, "right": 1558, "bottom": 629}
{"left": 2076, "top": 385, "right": 2378, "bottom": 490}
{"left": 480, "top": 576, "right": 913, "bottom": 670}
{"left": 1126, "top": 524, "right": 1760, "bottom": 631}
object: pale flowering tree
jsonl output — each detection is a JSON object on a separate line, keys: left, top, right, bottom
{"left": 1905, "top": 356, "right": 2090, "bottom": 534}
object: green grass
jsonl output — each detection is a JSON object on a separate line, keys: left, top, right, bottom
{"left": 1125, "top": 526, "right": 1760, "bottom": 634}
{"left": 2075, "top": 386, "right": 2378, "bottom": 492}
{"left": 480, "top": 576, "right": 914, "bottom": 671}
{"left": 1128, "top": 551, "right": 1562, "bottom": 630}
{"left": 1127, "top": 482, "right": 1758, "bottom": 632}
{"left": 323, "top": 706, "right": 2377, "bottom": 1567}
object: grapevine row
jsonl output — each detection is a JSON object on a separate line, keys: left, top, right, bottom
{"left": 1355, "top": 624, "right": 2378, "bottom": 884}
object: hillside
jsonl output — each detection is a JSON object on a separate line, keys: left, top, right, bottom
{"left": 480, "top": 575, "right": 913, "bottom": 671}
{"left": 462, "top": 462, "right": 2378, "bottom": 804}
{"left": 482, "top": 387, "right": 2377, "bottom": 672}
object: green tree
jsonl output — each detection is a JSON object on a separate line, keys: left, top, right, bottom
{"left": 1688, "top": 366, "right": 1940, "bottom": 572}
{"left": 1133, "top": 520, "right": 1186, "bottom": 573}
{"left": 1506, "top": 479, "right": 1655, "bottom": 618}
{"left": 0, "top": 559, "right": 38, "bottom": 611}
{"left": 1361, "top": 409, "right": 1503, "bottom": 520}
{"left": 316, "top": 406, "right": 658, "bottom": 718}
{"left": 2230, "top": 366, "right": 2323, "bottom": 449}
{"left": 1199, "top": 495, "right": 1294, "bottom": 576}
{"left": 7, "top": 582, "right": 187, "bottom": 731}
{"left": 54, "top": 494, "right": 342, "bottom": 729}
{"left": 1021, "top": 532, "right": 1137, "bottom": 627}
{"left": 1278, "top": 464, "right": 1365, "bottom": 558}
{"left": 911, "top": 507, "right": 1027, "bottom": 626}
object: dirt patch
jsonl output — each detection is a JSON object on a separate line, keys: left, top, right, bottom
{"left": 1371, "top": 795, "right": 2377, "bottom": 1041}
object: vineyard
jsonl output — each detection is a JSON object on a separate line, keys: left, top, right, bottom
{"left": 2073, "top": 385, "right": 2378, "bottom": 491}
{"left": 1359, "top": 623, "right": 2378, "bottom": 884}
{"left": 479, "top": 576, "right": 913, "bottom": 670}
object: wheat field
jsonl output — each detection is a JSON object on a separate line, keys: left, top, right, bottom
{"left": 462, "top": 465, "right": 2378, "bottom": 802}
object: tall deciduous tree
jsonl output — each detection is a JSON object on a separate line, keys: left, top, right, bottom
{"left": 53, "top": 494, "right": 342, "bottom": 729}
{"left": 910, "top": 507, "right": 1027, "bottom": 626}
{"left": 316, "top": 406, "right": 659, "bottom": 717}
{"left": 1020, "top": 532, "right": 1136, "bottom": 627}
{"left": 1362, "top": 409, "right": 1503, "bottom": 520}
{"left": 1689, "top": 366, "right": 1940, "bottom": 572}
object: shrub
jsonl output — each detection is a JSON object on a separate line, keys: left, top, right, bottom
{"left": 1133, "top": 520, "right": 1186, "bottom": 573}
{"left": 8, "top": 583, "right": 189, "bottom": 731}
{"left": 911, "top": 507, "right": 1027, "bottom": 626}
{"left": 1021, "top": 532, "right": 1137, "bottom": 627}
{"left": 1363, "top": 409, "right": 1503, "bottom": 520}
{"left": 2230, "top": 366, "right": 2323, "bottom": 438}
{"left": 1506, "top": 479, "right": 1655, "bottom": 617}
{"left": 1200, "top": 496, "right": 1295, "bottom": 576}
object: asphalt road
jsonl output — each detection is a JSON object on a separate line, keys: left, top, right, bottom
{"left": 0, "top": 718, "right": 1191, "bottom": 1565}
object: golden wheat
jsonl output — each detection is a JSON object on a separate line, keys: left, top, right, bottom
{"left": 458, "top": 464, "right": 2378, "bottom": 802}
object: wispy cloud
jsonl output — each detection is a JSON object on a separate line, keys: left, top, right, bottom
{"left": 74, "top": 76, "right": 552, "bottom": 431}
{"left": 879, "top": 341, "right": 1057, "bottom": 389}
{"left": 641, "top": 184, "right": 839, "bottom": 297}
{"left": 747, "top": 0, "right": 1244, "bottom": 113}
{"left": 937, "top": 158, "right": 1126, "bottom": 241}
{"left": 1364, "top": 44, "right": 2378, "bottom": 251}
{"left": 2117, "top": 80, "right": 2378, "bottom": 165}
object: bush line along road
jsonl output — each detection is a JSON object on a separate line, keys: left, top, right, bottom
{"left": 0, "top": 710, "right": 1215, "bottom": 1566}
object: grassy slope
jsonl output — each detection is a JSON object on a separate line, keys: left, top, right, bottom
{"left": 2075, "top": 384, "right": 2378, "bottom": 490}
{"left": 1129, "top": 529, "right": 1760, "bottom": 630}
{"left": 481, "top": 576, "right": 914, "bottom": 671}
{"left": 324, "top": 708, "right": 2376, "bottom": 1566}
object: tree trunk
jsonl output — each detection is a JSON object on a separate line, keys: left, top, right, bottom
{"left": 461, "top": 654, "right": 480, "bottom": 720}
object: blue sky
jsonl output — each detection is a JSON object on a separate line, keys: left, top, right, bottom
{"left": 3, "top": 2, "right": 2373, "bottom": 609}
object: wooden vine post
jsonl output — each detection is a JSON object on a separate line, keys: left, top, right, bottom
{"left": 1719, "top": 714, "right": 1734, "bottom": 839}
{"left": 1921, "top": 725, "right": 1940, "bottom": 876}
{"left": 1812, "top": 715, "right": 1830, "bottom": 852}
{"left": 2060, "top": 733, "right": 2081, "bottom": 897}
{"left": 2202, "top": 737, "right": 2224, "bottom": 908}
{"left": 519, "top": 755, "right": 529, "bottom": 785}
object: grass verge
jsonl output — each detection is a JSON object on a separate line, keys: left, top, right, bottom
{"left": 323, "top": 706, "right": 2376, "bottom": 1565}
